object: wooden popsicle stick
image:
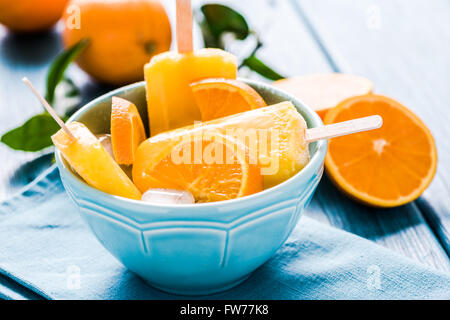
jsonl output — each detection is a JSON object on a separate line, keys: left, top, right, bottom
{"left": 305, "top": 115, "right": 383, "bottom": 143}
{"left": 22, "top": 77, "right": 76, "bottom": 140}
{"left": 176, "top": 0, "right": 193, "bottom": 53}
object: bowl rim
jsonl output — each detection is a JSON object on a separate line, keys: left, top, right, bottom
{"left": 55, "top": 79, "right": 327, "bottom": 210}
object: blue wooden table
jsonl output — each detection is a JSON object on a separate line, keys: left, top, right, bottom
{"left": 0, "top": 0, "right": 449, "bottom": 293}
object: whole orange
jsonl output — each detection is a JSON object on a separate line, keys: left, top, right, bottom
{"left": 0, "top": 0, "right": 69, "bottom": 32}
{"left": 62, "top": 0, "right": 172, "bottom": 86}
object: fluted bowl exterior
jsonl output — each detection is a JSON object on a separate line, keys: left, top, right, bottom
{"left": 55, "top": 80, "right": 327, "bottom": 295}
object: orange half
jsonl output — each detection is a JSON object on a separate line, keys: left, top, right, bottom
{"left": 191, "top": 78, "right": 267, "bottom": 121}
{"left": 324, "top": 94, "right": 437, "bottom": 208}
{"left": 111, "top": 97, "right": 147, "bottom": 165}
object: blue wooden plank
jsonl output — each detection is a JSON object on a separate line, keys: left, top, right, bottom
{"left": 0, "top": 28, "right": 63, "bottom": 199}
{"left": 292, "top": 0, "right": 450, "bottom": 270}
{"left": 194, "top": 0, "right": 332, "bottom": 76}
{"left": 0, "top": 273, "right": 44, "bottom": 300}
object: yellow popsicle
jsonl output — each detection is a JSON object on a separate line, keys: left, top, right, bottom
{"left": 145, "top": 49, "right": 237, "bottom": 136}
{"left": 52, "top": 122, "right": 142, "bottom": 200}
{"left": 133, "top": 101, "right": 310, "bottom": 191}
{"left": 144, "top": 0, "right": 238, "bottom": 136}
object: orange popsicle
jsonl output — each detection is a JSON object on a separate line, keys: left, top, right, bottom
{"left": 134, "top": 132, "right": 263, "bottom": 202}
{"left": 144, "top": 0, "right": 237, "bottom": 136}
{"left": 22, "top": 77, "right": 141, "bottom": 200}
{"left": 134, "top": 102, "right": 310, "bottom": 190}
{"left": 134, "top": 101, "right": 382, "bottom": 193}
{"left": 53, "top": 122, "right": 142, "bottom": 200}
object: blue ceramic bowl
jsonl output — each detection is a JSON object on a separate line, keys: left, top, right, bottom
{"left": 55, "top": 79, "right": 327, "bottom": 295}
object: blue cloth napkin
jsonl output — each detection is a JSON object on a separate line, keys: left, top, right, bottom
{"left": 0, "top": 166, "right": 449, "bottom": 300}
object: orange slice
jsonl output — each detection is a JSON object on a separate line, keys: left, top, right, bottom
{"left": 111, "top": 97, "right": 147, "bottom": 165}
{"left": 191, "top": 78, "right": 267, "bottom": 121}
{"left": 273, "top": 73, "right": 374, "bottom": 119}
{"left": 133, "top": 133, "right": 263, "bottom": 203}
{"left": 324, "top": 94, "right": 437, "bottom": 208}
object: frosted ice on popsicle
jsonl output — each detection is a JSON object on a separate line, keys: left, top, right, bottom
{"left": 133, "top": 101, "right": 310, "bottom": 191}
{"left": 144, "top": 0, "right": 238, "bottom": 136}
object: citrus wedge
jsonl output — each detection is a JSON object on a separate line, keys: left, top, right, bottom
{"left": 191, "top": 78, "right": 267, "bottom": 121}
{"left": 274, "top": 73, "right": 374, "bottom": 119}
{"left": 111, "top": 97, "right": 147, "bottom": 165}
{"left": 324, "top": 94, "right": 437, "bottom": 208}
{"left": 133, "top": 133, "right": 263, "bottom": 203}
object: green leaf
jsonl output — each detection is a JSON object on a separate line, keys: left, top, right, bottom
{"left": 198, "top": 5, "right": 283, "bottom": 81}
{"left": 45, "top": 38, "right": 89, "bottom": 105}
{"left": 199, "top": 20, "right": 221, "bottom": 49}
{"left": 1, "top": 113, "right": 61, "bottom": 152}
{"left": 200, "top": 4, "right": 249, "bottom": 48}
{"left": 241, "top": 55, "right": 285, "bottom": 81}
